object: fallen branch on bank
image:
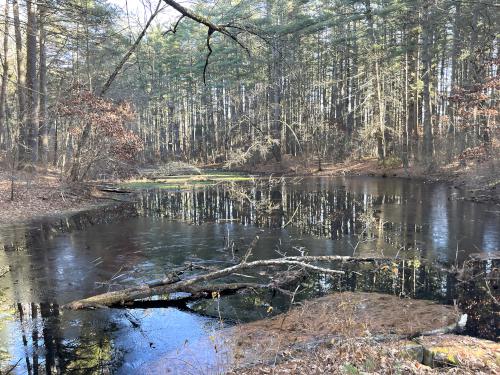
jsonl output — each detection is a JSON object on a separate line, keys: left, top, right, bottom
{"left": 64, "top": 237, "right": 390, "bottom": 310}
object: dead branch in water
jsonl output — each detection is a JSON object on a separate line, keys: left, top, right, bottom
{"left": 118, "top": 282, "right": 267, "bottom": 309}
{"left": 64, "top": 258, "right": 344, "bottom": 310}
{"left": 64, "top": 237, "right": 389, "bottom": 310}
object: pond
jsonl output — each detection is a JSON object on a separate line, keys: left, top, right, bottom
{"left": 0, "top": 176, "right": 499, "bottom": 373}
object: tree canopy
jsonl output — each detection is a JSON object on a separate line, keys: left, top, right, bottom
{"left": 0, "top": 0, "right": 497, "bottom": 177}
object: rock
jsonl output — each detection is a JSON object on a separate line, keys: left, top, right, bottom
{"left": 396, "top": 340, "right": 424, "bottom": 363}
{"left": 418, "top": 334, "right": 500, "bottom": 370}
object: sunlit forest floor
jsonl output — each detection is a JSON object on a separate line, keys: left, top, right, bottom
{"left": 230, "top": 335, "right": 499, "bottom": 374}
{"left": 0, "top": 169, "right": 109, "bottom": 224}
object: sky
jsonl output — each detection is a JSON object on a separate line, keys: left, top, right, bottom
{"left": 107, "top": 0, "right": 191, "bottom": 26}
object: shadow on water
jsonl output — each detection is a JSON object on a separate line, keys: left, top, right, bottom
{"left": 0, "top": 177, "right": 498, "bottom": 373}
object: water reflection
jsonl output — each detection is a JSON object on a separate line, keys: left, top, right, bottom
{"left": 1, "top": 301, "right": 222, "bottom": 373}
{"left": 136, "top": 177, "right": 500, "bottom": 264}
{"left": 0, "top": 177, "right": 499, "bottom": 373}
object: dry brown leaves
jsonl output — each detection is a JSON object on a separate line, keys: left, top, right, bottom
{"left": 0, "top": 169, "right": 102, "bottom": 225}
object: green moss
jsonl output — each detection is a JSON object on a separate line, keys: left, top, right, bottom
{"left": 122, "top": 172, "right": 253, "bottom": 190}
{"left": 429, "top": 345, "right": 492, "bottom": 366}
{"left": 378, "top": 155, "right": 402, "bottom": 169}
{"left": 363, "top": 357, "right": 377, "bottom": 371}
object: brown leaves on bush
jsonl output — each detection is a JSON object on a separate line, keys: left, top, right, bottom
{"left": 57, "top": 89, "right": 143, "bottom": 162}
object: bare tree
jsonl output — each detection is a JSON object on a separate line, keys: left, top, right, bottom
{"left": 12, "top": 0, "right": 27, "bottom": 161}
{"left": 0, "top": 0, "right": 9, "bottom": 149}
{"left": 38, "top": 0, "right": 49, "bottom": 167}
{"left": 26, "top": 0, "right": 39, "bottom": 162}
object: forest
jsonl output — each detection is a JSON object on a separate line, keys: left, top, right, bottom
{"left": 0, "top": 0, "right": 497, "bottom": 176}
{"left": 0, "top": 0, "right": 498, "bottom": 374}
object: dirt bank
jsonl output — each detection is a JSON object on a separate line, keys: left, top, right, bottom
{"left": 0, "top": 169, "right": 124, "bottom": 225}
{"left": 222, "top": 292, "right": 498, "bottom": 374}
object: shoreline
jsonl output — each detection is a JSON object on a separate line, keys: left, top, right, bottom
{"left": 1, "top": 157, "right": 498, "bottom": 226}
{"left": 226, "top": 156, "right": 500, "bottom": 205}
{"left": 0, "top": 170, "right": 135, "bottom": 226}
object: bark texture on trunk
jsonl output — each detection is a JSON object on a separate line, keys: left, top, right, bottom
{"left": 26, "top": 0, "right": 39, "bottom": 163}
{"left": 0, "top": 0, "right": 9, "bottom": 150}
{"left": 39, "top": 1, "right": 49, "bottom": 166}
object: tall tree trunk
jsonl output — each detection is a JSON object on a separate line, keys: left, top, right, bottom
{"left": 446, "top": 2, "right": 461, "bottom": 160}
{"left": 38, "top": 1, "right": 48, "bottom": 167}
{"left": 267, "top": 0, "right": 281, "bottom": 162}
{"left": 26, "top": 0, "right": 39, "bottom": 163}
{"left": 13, "top": 0, "right": 27, "bottom": 161}
{"left": 402, "top": 1, "right": 421, "bottom": 163}
{"left": 402, "top": 44, "right": 409, "bottom": 169}
{"left": 466, "top": 3, "right": 489, "bottom": 147}
{"left": 271, "top": 46, "right": 282, "bottom": 162}
{"left": 364, "top": 0, "right": 385, "bottom": 160}
{"left": 0, "top": 0, "right": 9, "bottom": 150}
{"left": 421, "top": 0, "right": 434, "bottom": 169}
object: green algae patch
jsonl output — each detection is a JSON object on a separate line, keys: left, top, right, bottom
{"left": 122, "top": 172, "right": 254, "bottom": 190}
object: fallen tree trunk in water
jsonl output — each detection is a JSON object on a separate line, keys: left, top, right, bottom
{"left": 64, "top": 236, "right": 387, "bottom": 310}
{"left": 117, "top": 282, "right": 268, "bottom": 309}
{"left": 64, "top": 258, "right": 348, "bottom": 310}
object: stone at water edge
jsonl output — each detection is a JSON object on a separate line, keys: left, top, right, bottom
{"left": 418, "top": 334, "right": 500, "bottom": 369}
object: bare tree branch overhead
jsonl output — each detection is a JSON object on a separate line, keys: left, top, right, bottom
{"left": 100, "top": 0, "right": 163, "bottom": 96}
{"left": 162, "top": 0, "right": 251, "bottom": 83}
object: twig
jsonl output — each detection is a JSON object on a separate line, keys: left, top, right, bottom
{"left": 4, "top": 358, "right": 22, "bottom": 375}
{"left": 100, "top": 0, "right": 162, "bottom": 95}
{"left": 0, "top": 266, "right": 9, "bottom": 278}
{"left": 282, "top": 202, "right": 301, "bottom": 228}
{"left": 163, "top": 14, "right": 184, "bottom": 35}
{"left": 203, "top": 28, "right": 215, "bottom": 84}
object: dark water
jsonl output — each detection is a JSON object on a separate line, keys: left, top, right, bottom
{"left": 0, "top": 177, "right": 498, "bottom": 373}
{"left": 135, "top": 176, "right": 499, "bottom": 263}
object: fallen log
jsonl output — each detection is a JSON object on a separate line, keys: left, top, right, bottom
{"left": 117, "top": 282, "right": 267, "bottom": 309}
{"left": 97, "top": 186, "right": 133, "bottom": 194}
{"left": 64, "top": 259, "right": 344, "bottom": 310}
{"left": 64, "top": 268, "right": 186, "bottom": 309}
{"left": 64, "top": 231, "right": 399, "bottom": 311}
{"left": 64, "top": 256, "right": 350, "bottom": 310}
